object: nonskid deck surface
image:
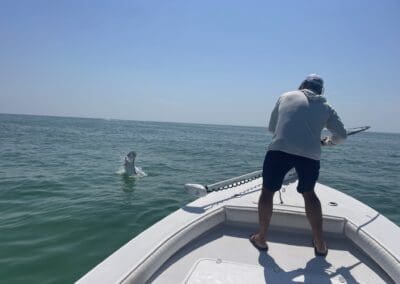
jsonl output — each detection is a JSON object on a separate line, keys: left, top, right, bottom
{"left": 149, "top": 224, "right": 392, "bottom": 284}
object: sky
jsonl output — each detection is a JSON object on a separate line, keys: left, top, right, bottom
{"left": 1, "top": 0, "right": 399, "bottom": 132}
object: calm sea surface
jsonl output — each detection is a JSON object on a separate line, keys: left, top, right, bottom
{"left": 0, "top": 114, "right": 399, "bottom": 283}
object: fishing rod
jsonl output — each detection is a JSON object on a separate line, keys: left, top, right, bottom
{"left": 184, "top": 126, "right": 371, "bottom": 197}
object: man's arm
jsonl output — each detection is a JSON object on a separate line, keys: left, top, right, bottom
{"left": 323, "top": 107, "right": 347, "bottom": 145}
{"left": 268, "top": 98, "right": 280, "bottom": 133}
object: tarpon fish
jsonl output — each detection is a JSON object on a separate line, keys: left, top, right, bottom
{"left": 124, "top": 151, "right": 137, "bottom": 176}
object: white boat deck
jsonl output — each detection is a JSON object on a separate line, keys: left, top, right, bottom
{"left": 150, "top": 225, "right": 391, "bottom": 283}
{"left": 76, "top": 177, "right": 400, "bottom": 284}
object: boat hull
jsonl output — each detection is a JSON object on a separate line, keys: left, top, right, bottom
{"left": 77, "top": 178, "right": 400, "bottom": 283}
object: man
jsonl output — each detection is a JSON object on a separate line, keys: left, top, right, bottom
{"left": 250, "top": 74, "right": 347, "bottom": 256}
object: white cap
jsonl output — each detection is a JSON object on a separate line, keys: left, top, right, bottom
{"left": 305, "top": 74, "right": 324, "bottom": 87}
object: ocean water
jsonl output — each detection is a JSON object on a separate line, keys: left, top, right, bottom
{"left": 0, "top": 113, "right": 399, "bottom": 283}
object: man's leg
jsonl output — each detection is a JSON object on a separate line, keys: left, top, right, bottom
{"left": 252, "top": 151, "right": 291, "bottom": 249}
{"left": 251, "top": 188, "right": 275, "bottom": 248}
{"left": 302, "top": 191, "right": 327, "bottom": 253}
{"left": 294, "top": 155, "right": 326, "bottom": 254}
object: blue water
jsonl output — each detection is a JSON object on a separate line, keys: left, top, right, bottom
{"left": 0, "top": 113, "right": 399, "bottom": 283}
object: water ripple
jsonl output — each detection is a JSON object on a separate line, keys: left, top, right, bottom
{"left": 0, "top": 114, "right": 399, "bottom": 283}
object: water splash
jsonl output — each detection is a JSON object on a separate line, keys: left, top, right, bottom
{"left": 116, "top": 166, "right": 147, "bottom": 178}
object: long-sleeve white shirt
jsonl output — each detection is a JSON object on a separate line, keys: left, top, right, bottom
{"left": 268, "top": 89, "right": 347, "bottom": 160}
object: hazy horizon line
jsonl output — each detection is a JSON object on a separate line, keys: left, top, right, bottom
{"left": 1, "top": 112, "right": 398, "bottom": 135}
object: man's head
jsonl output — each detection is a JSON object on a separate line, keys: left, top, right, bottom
{"left": 299, "top": 74, "right": 324, "bottom": 95}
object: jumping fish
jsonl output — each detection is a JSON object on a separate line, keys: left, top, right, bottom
{"left": 124, "top": 151, "right": 137, "bottom": 176}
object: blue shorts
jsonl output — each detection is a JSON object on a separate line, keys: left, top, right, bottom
{"left": 262, "top": 150, "right": 320, "bottom": 193}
